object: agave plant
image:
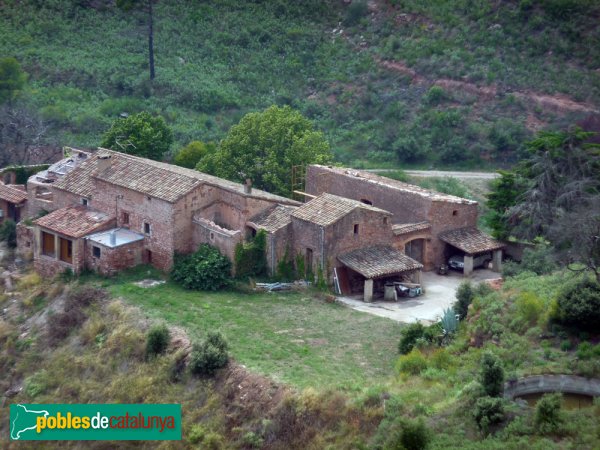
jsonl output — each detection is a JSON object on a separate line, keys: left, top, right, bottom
{"left": 440, "top": 307, "right": 459, "bottom": 336}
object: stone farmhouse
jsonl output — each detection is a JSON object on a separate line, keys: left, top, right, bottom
{"left": 8, "top": 148, "right": 503, "bottom": 301}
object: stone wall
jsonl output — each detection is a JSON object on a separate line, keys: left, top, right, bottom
{"left": 16, "top": 223, "right": 34, "bottom": 260}
{"left": 305, "top": 165, "right": 432, "bottom": 224}
{"left": 289, "top": 208, "right": 393, "bottom": 281}
{"left": 33, "top": 235, "right": 86, "bottom": 278}
{"left": 85, "top": 239, "right": 144, "bottom": 276}
{"left": 92, "top": 179, "right": 175, "bottom": 271}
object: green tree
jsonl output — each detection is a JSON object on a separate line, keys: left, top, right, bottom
{"left": 101, "top": 111, "right": 172, "bottom": 161}
{"left": 197, "top": 105, "right": 332, "bottom": 197}
{"left": 480, "top": 351, "right": 504, "bottom": 397}
{"left": 174, "top": 141, "right": 215, "bottom": 169}
{"left": 485, "top": 170, "right": 527, "bottom": 240}
{"left": 0, "top": 57, "right": 26, "bottom": 105}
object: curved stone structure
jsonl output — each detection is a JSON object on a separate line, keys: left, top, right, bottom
{"left": 504, "top": 375, "right": 600, "bottom": 400}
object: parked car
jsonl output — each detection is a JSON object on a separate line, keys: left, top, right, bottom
{"left": 448, "top": 253, "right": 491, "bottom": 271}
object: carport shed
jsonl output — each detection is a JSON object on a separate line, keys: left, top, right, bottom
{"left": 439, "top": 227, "right": 504, "bottom": 275}
{"left": 337, "top": 245, "right": 423, "bottom": 302}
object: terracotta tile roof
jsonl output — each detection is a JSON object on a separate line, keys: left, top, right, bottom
{"left": 53, "top": 149, "right": 301, "bottom": 205}
{"left": 248, "top": 205, "right": 296, "bottom": 232}
{"left": 310, "top": 165, "right": 478, "bottom": 204}
{"left": 439, "top": 226, "right": 504, "bottom": 254}
{"left": 34, "top": 206, "right": 114, "bottom": 238}
{"left": 0, "top": 183, "right": 27, "bottom": 204}
{"left": 338, "top": 245, "right": 423, "bottom": 279}
{"left": 392, "top": 221, "right": 431, "bottom": 235}
{"left": 292, "top": 193, "right": 391, "bottom": 227}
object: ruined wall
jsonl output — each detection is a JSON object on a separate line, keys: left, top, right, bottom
{"left": 192, "top": 217, "right": 242, "bottom": 264}
{"left": 16, "top": 223, "right": 34, "bottom": 260}
{"left": 85, "top": 240, "right": 144, "bottom": 276}
{"left": 91, "top": 179, "right": 175, "bottom": 271}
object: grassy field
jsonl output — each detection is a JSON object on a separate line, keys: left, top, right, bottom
{"left": 104, "top": 269, "right": 402, "bottom": 389}
{"left": 1, "top": 0, "right": 597, "bottom": 169}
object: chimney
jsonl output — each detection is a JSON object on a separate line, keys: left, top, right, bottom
{"left": 97, "top": 152, "right": 112, "bottom": 172}
{"left": 110, "top": 230, "right": 117, "bottom": 246}
{"left": 244, "top": 178, "right": 252, "bottom": 194}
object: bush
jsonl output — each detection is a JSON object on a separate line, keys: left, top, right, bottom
{"left": 480, "top": 351, "right": 504, "bottom": 397}
{"left": 396, "top": 349, "right": 428, "bottom": 375}
{"left": 535, "top": 393, "right": 562, "bottom": 434}
{"left": 556, "top": 277, "right": 600, "bottom": 332}
{"left": 174, "top": 140, "right": 215, "bottom": 169}
{"left": 515, "top": 291, "right": 543, "bottom": 325}
{"left": 0, "top": 219, "right": 17, "bottom": 248}
{"left": 146, "top": 324, "right": 170, "bottom": 357}
{"left": 454, "top": 281, "right": 474, "bottom": 320}
{"left": 504, "top": 243, "right": 558, "bottom": 277}
{"left": 189, "top": 332, "right": 229, "bottom": 376}
{"left": 343, "top": 1, "right": 368, "bottom": 26}
{"left": 473, "top": 396, "right": 505, "bottom": 431}
{"left": 171, "top": 244, "right": 231, "bottom": 290}
{"left": 576, "top": 342, "right": 600, "bottom": 360}
{"left": 398, "top": 323, "right": 425, "bottom": 355}
{"left": 234, "top": 230, "right": 268, "bottom": 279}
{"left": 399, "top": 419, "right": 430, "bottom": 450}
{"left": 423, "top": 86, "right": 447, "bottom": 105}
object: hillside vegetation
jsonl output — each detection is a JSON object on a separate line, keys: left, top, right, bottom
{"left": 1, "top": 0, "right": 598, "bottom": 169}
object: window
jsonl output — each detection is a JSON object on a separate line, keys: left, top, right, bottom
{"left": 59, "top": 237, "right": 73, "bottom": 264}
{"left": 42, "top": 231, "right": 55, "bottom": 257}
{"left": 92, "top": 246, "right": 101, "bottom": 258}
{"left": 81, "top": 198, "right": 88, "bottom": 206}
{"left": 121, "top": 212, "right": 130, "bottom": 225}
{"left": 383, "top": 217, "right": 388, "bottom": 225}
{"left": 144, "top": 222, "right": 151, "bottom": 235}
{"left": 452, "top": 210, "right": 458, "bottom": 216}
{"left": 353, "top": 224, "right": 359, "bottom": 235}
{"left": 210, "top": 232, "right": 214, "bottom": 240}
{"left": 360, "top": 199, "right": 372, "bottom": 205}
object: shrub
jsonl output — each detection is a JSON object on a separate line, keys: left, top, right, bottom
{"left": 535, "top": 393, "right": 562, "bottom": 434}
{"left": 396, "top": 349, "right": 428, "bottom": 375}
{"left": 275, "top": 248, "right": 294, "bottom": 281}
{"left": 343, "top": 1, "right": 368, "bottom": 26}
{"left": 146, "top": 324, "right": 170, "bottom": 357}
{"left": 171, "top": 244, "right": 231, "bottom": 290}
{"left": 576, "top": 342, "right": 600, "bottom": 360}
{"left": 0, "top": 219, "right": 16, "bottom": 248}
{"left": 480, "top": 351, "right": 504, "bottom": 397}
{"left": 423, "top": 86, "right": 447, "bottom": 105}
{"left": 430, "top": 348, "right": 453, "bottom": 370}
{"left": 454, "top": 281, "right": 474, "bottom": 320}
{"left": 515, "top": 291, "right": 543, "bottom": 325}
{"left": 556, "top": 277, "right": 600, "bottom": 332}
{"left": 189, "top": 332, "right": 229, "bottom": 376}
{"left": 398, "top": 322, "right": 425, "bottom": 355}
{"left": 560, "top": 339, "right": 572, "bottom": 351}
{"left": 399, "top": 419, "right": 430, "bottom": 450}
{"left": 234, "top": 230, "right": 267, "bottom": 279}
{"left": 473, "top": 396, "right": 505, "bottom": 431}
